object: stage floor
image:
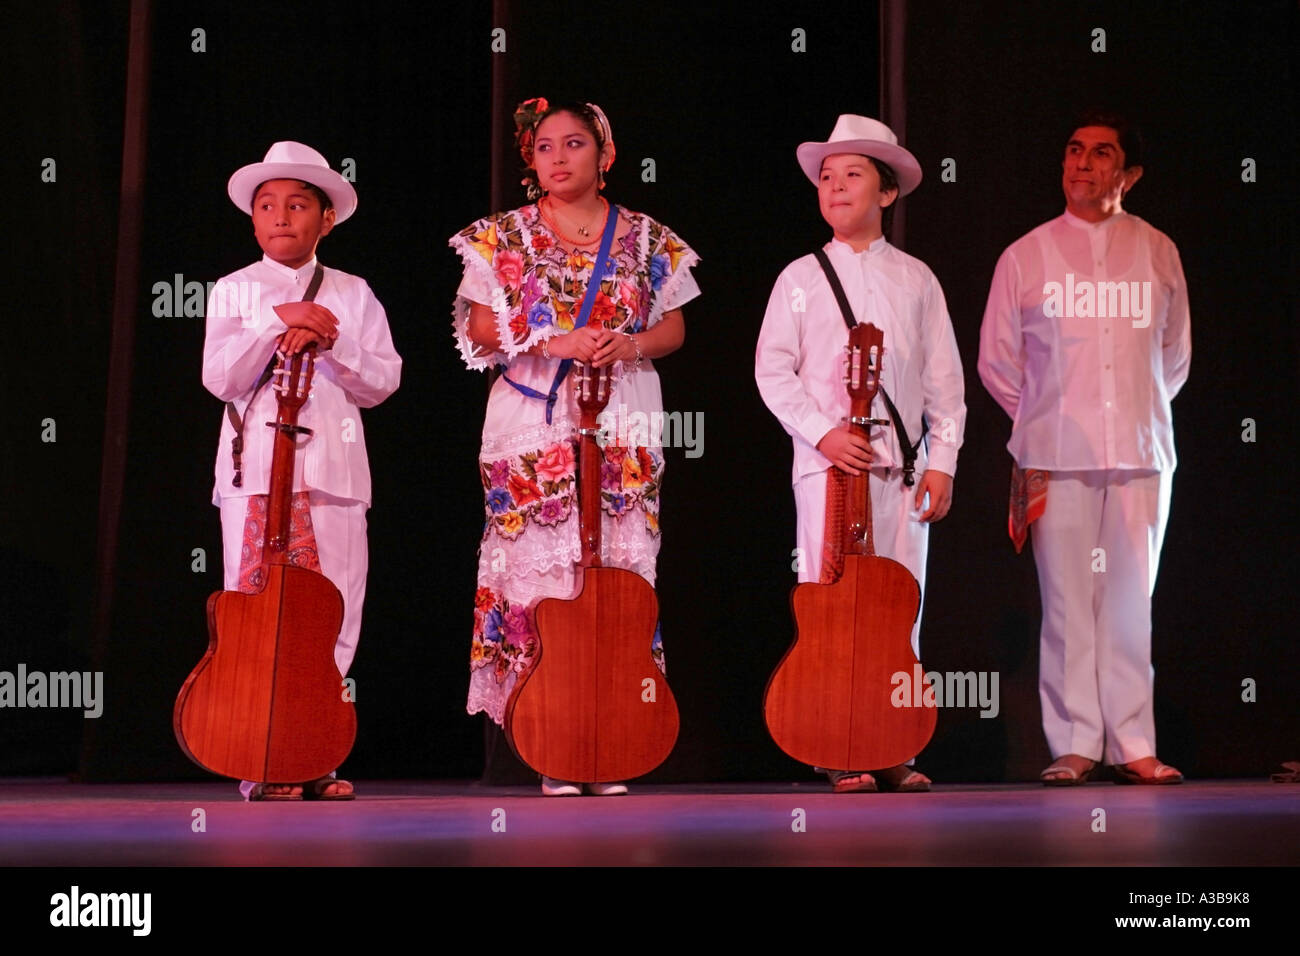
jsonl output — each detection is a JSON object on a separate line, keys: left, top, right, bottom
{"left": 2, "top": 778, "right": 1296, "bottom": 866}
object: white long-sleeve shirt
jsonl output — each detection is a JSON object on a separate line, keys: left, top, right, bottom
{"left": 202, "top": 255, "right": 402, "bottom": 506}
{"left": 755, "top": 236, "right": 966, "bottom": 485}
{"left": 978, "top": 211, "right": 1191, "bottom": 471}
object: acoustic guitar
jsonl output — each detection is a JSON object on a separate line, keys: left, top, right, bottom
{"left": 174, "top": 349, "right": 355, "bottom": 782}
{"left": 763, "top": 322, "right": 936, "bottom": 771}
{"left": 505, "top": 362, "right": 680, "bottom": 782}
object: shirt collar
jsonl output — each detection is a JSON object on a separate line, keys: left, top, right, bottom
{"left": 1063, "top": 208, "right": 1126, "bottom": 231}
{"left": 828, "top": 234, "right": 889, "bottom": 257}
{"left": 260, "top": 254, "right": 319, "bottom": 284}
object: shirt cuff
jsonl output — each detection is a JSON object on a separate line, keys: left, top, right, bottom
{"left": 926, "top": 443, "right": 959, "bottom": 477}
{"left": 255, "top": 297, "right": 290, "bottom": 336}
{"left": 800, "top": 411, "right": 839, "bottom": 453}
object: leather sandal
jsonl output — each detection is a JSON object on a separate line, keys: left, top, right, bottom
{"left": 248, "top": 782, "right": 303, "bottom": 801}
{"left": 304, "top": 776, "right": 355, "bottom": 800}
{"left": 826, "top": 770, "right": 877, "bottom": 793}
{"left": 875, "top": 765, "right": 932, "bottom": 792}
{"left": 1113, "top": 760, "right": 1183, "bottom": 785}
{"left": 1040, "top": 755, "right": 1097, "bottom": 786}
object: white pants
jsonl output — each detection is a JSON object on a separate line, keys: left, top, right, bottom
{"left": 793, "top": 467, "right": 930, "bottom": 656}
{"left": 219, "top": 491, "right": 368, "bottom": 796}
{"left": 1030, "top": 469, "right": 1170, "bottom": 765}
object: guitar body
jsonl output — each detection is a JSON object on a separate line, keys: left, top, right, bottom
{"left": 174, "top": 347, "right": 357, "bottom": 783}
{"left": 175, "top": 566, "right": 354, "bottom": 781}
{"left": 506, "top": 566, "right": 678, "bottom": 782}
{"left": 764, "top": 554, "right": 932, "bottom": 771}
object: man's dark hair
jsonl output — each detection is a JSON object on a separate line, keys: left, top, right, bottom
{"left": 1069, "top": 109, "right": 1143, "bottom": 168}
{"left": 251, "top": 179, "right": 334, "bottom": 212}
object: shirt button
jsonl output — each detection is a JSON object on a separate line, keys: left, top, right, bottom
{"left": 1105, "top": 401, "right": 1113, "bottom": 408}
{"left": 1105, "top": 364, "right": 1111, "bottom": 370}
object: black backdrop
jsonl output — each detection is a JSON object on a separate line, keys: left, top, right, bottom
{"left": 4, "top": 0, "right": 1295, "bottom": 784}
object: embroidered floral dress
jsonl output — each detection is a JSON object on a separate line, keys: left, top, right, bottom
{"left": 450, "top": 203, "right": 701, "bottom": 723}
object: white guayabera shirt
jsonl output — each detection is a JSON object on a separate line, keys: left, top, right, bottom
{"left": 202, "top": 255, "right": 403, "bottom": 505}
{"left": 978, "top": 210, "right": 1191, "bottom": 472}
{"left": 756, "top": 236, "right": 966, "bottom": 486}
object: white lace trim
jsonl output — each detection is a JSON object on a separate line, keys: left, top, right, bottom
{"left": 478, "top": 538, "right": 584, "bottom": 582}
{"left": 467, "top": 669, "right": 518, "bottom": 726}
{"left": 448, "top": 241, "right": 503, "bottom": 373}
{"left": 479, "top": 418, "right": 578, "bottom": 457}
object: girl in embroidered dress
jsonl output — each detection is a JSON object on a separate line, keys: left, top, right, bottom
{"left": 449, "top": 98, "right": 700, "bottom": 796}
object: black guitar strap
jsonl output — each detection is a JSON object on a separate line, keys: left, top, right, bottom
{"left": 225, "top": 263, "right": 325, "bottom": 487}
{"left": 812, "top": 248, "right": 927, "bottom": 487}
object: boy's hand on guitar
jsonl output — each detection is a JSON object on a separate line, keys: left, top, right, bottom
{"left": 547, "top": 326, "right": 609, "bottom": 363}
{"left": 274, "top": 301, "right": 339, "bottom": 344}
{"left": 915, "top": 470, "right": 953, "bottom": 523}
{"left": 818, "top": 426, "right": 874, "bottom": 475}
{"left": 278, "top": 328, "right": 331, "bottom": 356}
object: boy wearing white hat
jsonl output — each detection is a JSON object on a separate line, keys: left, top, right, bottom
{"left": 755, "top": 115, "right": 966, "bottom": 793}
{"left": 202, "top": 142, "right": 402, "bottom": 800}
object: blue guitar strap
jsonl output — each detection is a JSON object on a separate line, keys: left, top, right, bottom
{"left": 501, "top": 208, "right": 620, "bottom": 424}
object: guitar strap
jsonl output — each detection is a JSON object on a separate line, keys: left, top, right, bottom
{"left": 500, "top": 209, "right": 620, "bottom": 425}
{"left": 812, "top": 249, "right": 927, "bottom": 488}
{"left": 225, "top": 263, "right": 325, "bottom": 487}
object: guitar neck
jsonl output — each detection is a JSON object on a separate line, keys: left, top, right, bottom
{"left": 578, "top": 405, "right": 603, "bottom": 568}
{"left": 843, "top": 394, "right": 876, "bottom": 557}
{"left": 262, "top": 352, "right": 313, "bottom": 565}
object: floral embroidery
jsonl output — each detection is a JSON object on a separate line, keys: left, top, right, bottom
{"left": 471, "top": 586, "right": 539, "bottom": 682}
{"left": 494, "top": 249, "right": 524, "bottom": 288}
{"left": 452, "top": 204, "right": 694, "bottom": 355}
{"left": 535, "top": 441, "right": 575, "bottom": 482}
{"left": 479, "top": 438, "right": 663, "bottom": 541}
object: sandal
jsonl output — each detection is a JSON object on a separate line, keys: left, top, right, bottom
{"left": 874, "top": 765, "right": 932, "bottom": 792}
{"left": 826, "top": 770, "right": 877, "bottom": 793}
{"left": 1113, "top": 760, "right": 1183, "bottom": 785}
{"left": 248, "top": 783, "right": 303, "bottom": 801}
{"left": 304, "top": 776, "right": 355, "bottom": 800}
{"left": 1040, "top": 755, "right": 1097, "bottom": 787}
{"left": 1270, "top": 761, "right": 1300, "bottom": 783}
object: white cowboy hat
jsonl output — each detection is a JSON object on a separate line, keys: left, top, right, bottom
{"left": 227, "top": 141, "right": 358, "bottom": 223}
{"left": 796, "top": 115, "right": 923, "bottom": 196}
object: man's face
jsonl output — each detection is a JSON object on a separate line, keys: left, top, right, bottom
{"left": 817, "top": 153, "right": 897, "bottom": 240}
{"left": 1062, "top": 126, "right": 1142, "bottom": 220}
{"left": 251, "top": 179, "right": 335, "bottom": 269}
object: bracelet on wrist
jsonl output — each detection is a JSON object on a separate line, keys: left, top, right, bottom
{"left": 625, "top": 332, "right": 642, "bottom": 370}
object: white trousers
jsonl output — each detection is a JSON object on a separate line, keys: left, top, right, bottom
{"left": 219, "top": 491, "right": 368, "bottom": 796}
{"left": 793, "top": 467, "right": 930, "bottom": 656}
{"left": 1030, "top": 469, "right": 1171, "bottom": 765}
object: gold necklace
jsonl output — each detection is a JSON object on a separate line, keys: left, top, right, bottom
{"left": 541, "top": 196, "right": 609, "bottom": 246}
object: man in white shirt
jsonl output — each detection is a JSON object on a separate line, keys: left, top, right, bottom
{"left": 978, "top": 111, "right": 1191, "bottom": 785}
{"left": 756, "top": 115, "right": 966, "bottom": 793}
{"left": 202, "top": 142, "right": 402, "bottom": 799}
